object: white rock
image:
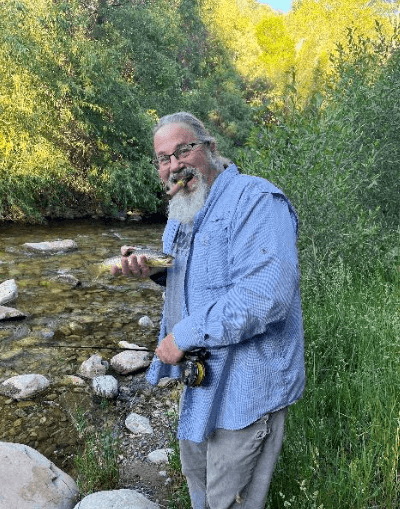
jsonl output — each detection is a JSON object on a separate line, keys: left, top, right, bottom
{"left": 73, "top": 489, "right": 159, "bottom": 509}
{"left": 138, "top": 315, "right": 154, "bottom": 328}
{"left": 117, "top": 340, "right": 148, "bottom": 350}
{"left": 1, "top": 374, "right": 50, "bottom": 400}
{"left": 147, "top": 448, "right": 173, "bottom": 464}
{"left": 125, "top": 413, "right": 154, "bottom": 434}
{"left": 92, "top": 375, "right": 119, "bottom": 399}
{"left": 0, "top": 279, "right": 18, "bottom": 305}
{"left": 23, "top": 239, "right": 78, "bottom": 253}
{"left": 0, "top": 442, "right": 79, "bottom": 509}
{"left": 110, "top": 350, "right": 151, "bottom": 375}
{"left": 78, "top": 354, "right": 109, "bottom": 379}
{"left": 0, "top": 305, "right": 27, "bottom": 321}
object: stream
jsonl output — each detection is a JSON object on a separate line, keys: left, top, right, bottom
{"left": 0, "top": 217, "right": 167, "bottom": 476}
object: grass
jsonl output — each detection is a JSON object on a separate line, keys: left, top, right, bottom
{"left": 165, "top": 258, "right": 400, "bottom": 509}
{"left": 72, "top": 407, "right": 121, "bottom": 496}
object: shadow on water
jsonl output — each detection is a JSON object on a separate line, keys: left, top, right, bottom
{"left": 0, "top": 217, "right": 166, "bottom": 474}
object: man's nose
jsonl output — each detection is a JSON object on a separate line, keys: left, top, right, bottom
{"left": 169, "top": 154, "right": 184, "bottom": 173}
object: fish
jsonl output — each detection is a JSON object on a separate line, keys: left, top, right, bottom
{"left": 92, "top": 247, "right": 174, "bottom": 277}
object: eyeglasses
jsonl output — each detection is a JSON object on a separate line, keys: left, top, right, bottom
{"left": 153, "top": 142, "right": 206, "bottom": 168}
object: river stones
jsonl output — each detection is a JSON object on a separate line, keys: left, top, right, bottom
{"left": 0, "top": 442, "right": 79, "bottom": 509}
{"left": 92, "top": 375, "right": 119, "bottom": 399}
{"left": 147, "top": 448, "right": 173, "bottom": 464}
{"left": 110, "top": 350, "right": 152, "bottom": 375}
{"left": 125, "top": 413, "right": 154, "bottom": 434}
{"left": 0, "top": 305, "right": 27, "bottom": 321}
{"left": 0, "top": 374, "right": 51, "bottom": 400}
{"left": 78, "top": 354, "right": 109, "bottom": 378}
{"left": 0, "top": 279, "right": 18, "bottom": 305}
{"left": 23, "top": 239, "right": 78, "bottom": 253}
{"left": 138, "top": 316, "right": 154, "bottom": 328}
{"left": 73, "top": 489, "right": 160, "bottom": 509}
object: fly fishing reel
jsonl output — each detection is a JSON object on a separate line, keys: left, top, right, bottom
{"left": 181, "top": 348, "right": 210, "bottom": 387}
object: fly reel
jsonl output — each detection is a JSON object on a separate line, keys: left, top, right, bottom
{"left": 181, "top": 348, "right": 210, "bottom": 387}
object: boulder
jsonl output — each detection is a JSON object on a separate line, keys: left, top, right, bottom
{"left": 73, "top": 489, "right": 159, "bottom": 509}
{"left": 1, "top": 374, "right": 51, "bottom": 400}
{"left": 0, "top": 279, "right": 18, "bottom": 305}
{"left": 110, "top": 350, "right": 151, "bottom": 375}
{"left": 0, "top": 442, "right": 79, "bottom": 509}
{"left": 23, "top": 240, "right": 78, "bottom": 254}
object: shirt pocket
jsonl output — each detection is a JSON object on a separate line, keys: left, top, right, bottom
{"left": 198, "top": 219, "right": 231, "bottom": 289}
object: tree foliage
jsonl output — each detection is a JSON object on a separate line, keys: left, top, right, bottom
{"left": 0, "top": 0, "right": 252, "bottom": 222}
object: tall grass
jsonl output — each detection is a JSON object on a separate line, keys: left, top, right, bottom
{"left": 166, "top": 23, "right": 400, "bottom": 509}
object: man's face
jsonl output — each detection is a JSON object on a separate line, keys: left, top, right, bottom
{"left": 154, "top": 123, "right": 217, "bottom": 192}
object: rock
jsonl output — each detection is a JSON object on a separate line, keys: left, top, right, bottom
{"left": 55, "top": 274, "right": 81, "bottom": 287}
{"left": 138, "top": 316, "right": 154, "bottom": 328}
{"left": 147, "top": 448, "right": 173, "bottom": 464}
{"left": 23, "top": 239, "right": 78, "bottom": 254}
{"left": 125, "top": 413, "right": 154, "bottom": 434}
{"left": 61, "top": 375, "right": 86, "bottom": 387}
{"left": 110, "top": 350, "right": 151, "bottom": 375}
{"left": 0, "top": 442, "right": 79, "bottom": 509}
{"left": 92, "top": 375, "right": 118, "bottom": 399}
{"left": 0, "top": 374, "right": 51, "bottom": 400}
{"left": 0, "top": 305, "right": 27, "bottom": 321}
{"left": 73, "top": 489, "right": 159, "bottom": 509}
{"left": 78, "top": 354, "right": 109, "bottom": 378}
{"left": 157, "top": 377, "right": 175, "bottom": 388}
{"left": 117, "top": 340, "right": 148, "bottom": 350}
{"left": 0, "top": 279, "right": 18, "bottom": 305}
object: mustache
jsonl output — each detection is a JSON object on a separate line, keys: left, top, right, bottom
{"left": 169, "top": 167, "right": 197, "bottom": 185}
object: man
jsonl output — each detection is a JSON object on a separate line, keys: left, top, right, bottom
{"left": 112, "top": 112, "right": 305, "bottom": 509}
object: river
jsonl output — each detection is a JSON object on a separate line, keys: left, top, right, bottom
{"left": 0, "top": 217, "right": 167, "bottom": 476}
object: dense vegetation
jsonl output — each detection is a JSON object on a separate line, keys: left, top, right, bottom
{"left": 0, "top": 0, "right": 252, "bottom": 222}
{"left": 1, "top": 1, "right": 399, "bottom": 507}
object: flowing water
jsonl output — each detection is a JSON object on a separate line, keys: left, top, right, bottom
{"left": 0, "top": 218, "right": 166, "bottom": 474}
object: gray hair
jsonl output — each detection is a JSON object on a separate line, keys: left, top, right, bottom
{"left": 153, "top": 112, "right": 232, "bottom": 173}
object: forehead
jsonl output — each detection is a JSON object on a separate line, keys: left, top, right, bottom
{"left": 154, "top": 123, "right": 197, "bottom": 153}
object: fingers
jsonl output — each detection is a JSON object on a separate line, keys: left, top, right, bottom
{"left": 120, "top": 254, "right": 149, "bottom": 278}
{"left": 111, "top": 265, "right": 122, "bottom": 276}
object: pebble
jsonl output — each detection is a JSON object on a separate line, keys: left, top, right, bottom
{"left": 92, "top": 375, "right": 119, "bottom": 399}
{"left": 147, "top": 448, "right": 173, "bottom": 464}
{"left": 138, "top": 316, "right": 154, "bottom": 328}
{"left": 125, "top": 413, "right": 154, "bottom": 434}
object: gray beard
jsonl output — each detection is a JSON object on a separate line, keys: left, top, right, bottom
{"left": 167, "top": 170, "right": 211, "bottom": 224}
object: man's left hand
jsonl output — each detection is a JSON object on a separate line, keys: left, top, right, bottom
{"left": 155, "top": 333, "right": 185, "bottom": 365}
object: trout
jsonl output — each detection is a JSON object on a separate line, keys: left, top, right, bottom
{"left": 93, "top": 247, "right": 174, "bottom": 277}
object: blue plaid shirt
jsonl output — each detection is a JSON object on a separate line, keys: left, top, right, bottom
{"left": 146, "top": 164, "right": 305, "bottom": 443}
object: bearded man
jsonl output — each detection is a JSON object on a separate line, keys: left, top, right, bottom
{"left": 112, "top": 112, "right": 305, "bottom": 509}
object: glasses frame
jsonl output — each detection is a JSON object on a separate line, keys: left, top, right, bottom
{"left": 152, "top": 141, "right": 207, "bottom": 168}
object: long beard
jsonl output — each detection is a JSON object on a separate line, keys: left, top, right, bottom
{"left": 167, "top": 169, "right": 211, "bottom": 224}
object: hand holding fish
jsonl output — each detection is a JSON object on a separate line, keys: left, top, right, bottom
{"left": 110, "top": 245, "right": 172, "bottom": 278}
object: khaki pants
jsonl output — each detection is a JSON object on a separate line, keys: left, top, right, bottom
{"left": 179, "top": 407, "right": 287, "bottom": 509}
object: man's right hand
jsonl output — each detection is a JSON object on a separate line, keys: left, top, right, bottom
{"left": 110, "top": 246, "right": 162, "bottom": 278}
